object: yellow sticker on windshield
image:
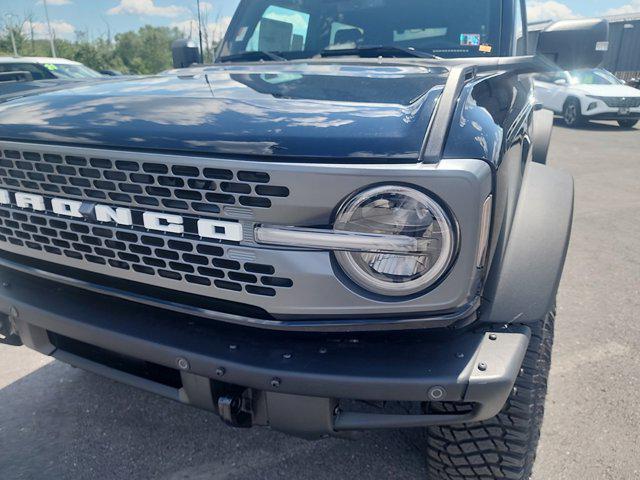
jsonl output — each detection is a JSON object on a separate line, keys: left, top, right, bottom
{"left": 479, "top": 44, "right": 493, "bottom": 53}
{"left": 44, "top": 63, "right": 59, "bottom": 71}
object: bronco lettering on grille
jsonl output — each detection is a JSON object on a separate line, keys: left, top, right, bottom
{"left": 0, "top": 189, "right": 243, "bottom": 242}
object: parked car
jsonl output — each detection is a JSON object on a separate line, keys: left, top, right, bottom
{"left": 0, "top": 2, "right": 608, "bottom": 479}
{"left": 0, "top": 56, "right": 103, "bottom": 81}
{"left": 535, "top": 68, "right": 640, "bottom": 128}
{"left": 0, "top": 57, "right": 126, "bottom": 98}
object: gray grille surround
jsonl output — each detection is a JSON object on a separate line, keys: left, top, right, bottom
{"left": 0, "top": 141, "right": 493, "bottom": 320}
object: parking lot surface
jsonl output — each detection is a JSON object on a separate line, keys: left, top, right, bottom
{"left": 1, "top": 122, "right": 639, "bottom": 480}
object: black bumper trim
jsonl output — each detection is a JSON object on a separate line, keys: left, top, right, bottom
{"left": 0, "top": 264, "right": 530, "bottom": 430}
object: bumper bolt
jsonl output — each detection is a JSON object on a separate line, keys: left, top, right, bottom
{"left": 270, "top": 377, "right": 281, "bottom": 388}
{"left": 176, "top": 357, "right": 190, "bottom": 371}
{"left": 478, "top": 362, "right": 488, "bottom": 372}
{"left": 489, "top": 334, "right": 498, "bottom": 341}
{"left": 319, "top": 347, "right": 328, "bottom": 354}
{"left": 216, "top": 367, "right": 226, "bottom": 377}
{"left": 428, "top": 386, "right": 446, "bottom": 401}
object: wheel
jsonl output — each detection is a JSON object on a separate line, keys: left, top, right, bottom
{"left": 562, "top": 99, "right": 583, "bottom": 127}
{"left": 618, "top": 120, "right": 638, "bottom": 129}
{"left": 425, "top": 311, "right": 555, "bottom": 480}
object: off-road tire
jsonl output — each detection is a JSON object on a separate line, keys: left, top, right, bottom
{"left": 425, "top": 311, "right": 555, "bottom": 480}
{"left": 562, "top": 99, "right": 584, "bottom": 128}
{"left": 618, "top": 120, "right": 638, "bottom": 129}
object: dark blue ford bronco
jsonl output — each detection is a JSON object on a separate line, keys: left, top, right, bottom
{"left": 0, "top": 1, "right": 608, "bottom": 478}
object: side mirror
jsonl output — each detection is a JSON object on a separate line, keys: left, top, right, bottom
{"left": 171, "top": 39, "right": 200, "bottom": 69}
{"left": 537, "top": 19, "right": 609, "bottom": 70}
{"left": 554, "top": 78, "right": 568, "bottom": 86}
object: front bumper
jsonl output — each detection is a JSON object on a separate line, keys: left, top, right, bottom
{"left": 583, "top": 104, "right": 640, "bottom": 120}
{"left": 586, "top": 112, "right": 640, "bottom": 121}
{"left": 0, "top": 264, "right": 530, "bottom": 437}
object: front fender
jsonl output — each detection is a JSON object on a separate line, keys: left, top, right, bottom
{"left": 532, "top": 108, "right": 554, "bottom": 164}
{"left": 480, "top": 162, "right": 574, "bottom": 324}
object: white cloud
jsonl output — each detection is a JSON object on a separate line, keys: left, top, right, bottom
{"left": 37, "top": 0, "right": 73, "bottom": 5}
{"left": 25, "top": 20, "right": 76, "bottom": 40}
{"left": 527, "top": 1, "right": 581, "bottom": 22}
{"left": 605, "top": 0, "right": 640, "bottom": 15}
{"left": 171, "top": 16, "right": 232, "bottom": 43}
{"left": 107, "top": 0, "right": 188, "bottom": 18}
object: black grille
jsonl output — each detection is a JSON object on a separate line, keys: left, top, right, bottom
{"left": 599, "top": 97, "right": 640, "bottom": 108}
{"left": 0, "top": 149, "right": 290, "bottom": 218}
{"left": 0, "top": 206, "right": 292, "bottom": 298}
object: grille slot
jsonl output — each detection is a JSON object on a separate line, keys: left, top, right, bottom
{"left": 599, "top": 97, "right": 640, "bottom": 108}
{"left": 0, "top": 149, "right": 290, "bottom": 219}
{"left": 0, "top": 207, "right": 291, "bottom": 298}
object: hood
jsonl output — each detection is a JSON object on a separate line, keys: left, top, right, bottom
{"left": 0, "top": 63, "right": 448, "bottom": 160}
{"left": 573, "top": 84, "right": 640, "bottom": 98}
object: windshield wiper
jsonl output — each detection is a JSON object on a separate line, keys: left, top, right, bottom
{"left": 321, "top": 45, "right": 441, "bottom": 60}
{"left": 218, "top": 51, "right": 287, "bottom": 63}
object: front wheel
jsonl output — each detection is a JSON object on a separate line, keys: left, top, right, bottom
{"left": 425, "top": 311, "right": 555, "bottom": 480}
{"left": 562, "top": 99, "right": 584, "bottom": 128}
{"left": 618, "top": 120, "right": 638, "bottom": 129}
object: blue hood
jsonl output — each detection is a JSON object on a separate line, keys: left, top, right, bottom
{"left": 0, "top": 63, "right": 447, "bottom": 160}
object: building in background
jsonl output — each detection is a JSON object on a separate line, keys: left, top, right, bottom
{"left": 529, "top": 13, "right": 640, "bottom": 80}
{"left": 603, "top": 13, "right": 640, "bottom": 80}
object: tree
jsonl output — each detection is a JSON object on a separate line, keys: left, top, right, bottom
{"left": 114, "top": 25, "right": 182, "bottom": 74}
{"left": 0, "top": 23, "right": 183, "bottom": 75}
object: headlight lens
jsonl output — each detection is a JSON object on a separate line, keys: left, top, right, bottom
{"left": 334, "top": 185, "right": 455, "bottom": 297}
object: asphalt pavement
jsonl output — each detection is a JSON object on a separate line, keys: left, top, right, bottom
{"left": 0, "top": 121, "right": 639, "bottom": 480}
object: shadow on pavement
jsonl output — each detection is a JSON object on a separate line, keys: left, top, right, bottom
{"left": 0, "top": 359, "right": 427, "bottom": 480}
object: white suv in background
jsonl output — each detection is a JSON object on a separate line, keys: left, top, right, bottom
{"left": 535, "top": 68, "right": 640, "bottom": 129}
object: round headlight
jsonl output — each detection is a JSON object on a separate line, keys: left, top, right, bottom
{"left": 334, "top": 185, "right": 455, "bottom": 297}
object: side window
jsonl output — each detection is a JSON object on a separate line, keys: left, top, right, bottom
{"left": 246, "top": 6, "right": 310, "bottom": 53}
{"left": 535, "top": 72, "right": 567, "bottom": 84}
{"left": 0, "top": 63, "right": 52, "bottom": 80}
{"left": 534, "top": 73, "right": 555, "bottom": 83}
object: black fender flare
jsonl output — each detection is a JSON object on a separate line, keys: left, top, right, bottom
{"left": 532, "top": 108, "right": 554, "bottom": 164}
{"left": 480, "top": 162, "right": 574, "bottom": 324}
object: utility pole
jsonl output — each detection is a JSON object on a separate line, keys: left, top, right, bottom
{"left": 196, "top": 0, "right": 204, "bottom": 63}
{"left": 4, "top": 14, "right": 19, "bottom": 56}
{"left": 9, "top": 28, "right": 18, "bottom": 56}
{"left": 42, "top": 0, "right": 58, "bottom": 58}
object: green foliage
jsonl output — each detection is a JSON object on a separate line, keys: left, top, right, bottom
{"left": 0, "top": 25, "right": 186, "bottom": 75}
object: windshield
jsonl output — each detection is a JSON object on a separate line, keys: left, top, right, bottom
{"left": 219, "top": 0, "right": 503, "bottom": 61}
{"left": 569, "top": 69, "right": 623, "bottom": 86}
{"left": 43, "top": 63, "right": 103, "bottom": 79}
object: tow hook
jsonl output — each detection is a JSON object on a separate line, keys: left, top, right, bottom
{"left": 0, "top": 309, "right": 23, "bottom": 346}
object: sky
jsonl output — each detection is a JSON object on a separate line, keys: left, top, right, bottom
{"left": 0, "top": 0, "right": 639, "bottom": 43}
